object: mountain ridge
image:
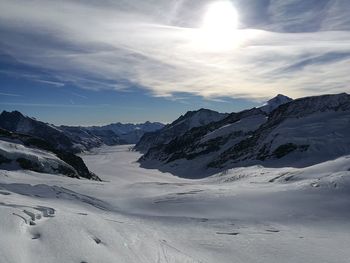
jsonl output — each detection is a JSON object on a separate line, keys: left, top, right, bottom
{"left": 138, "top": 93, "right": 350, "bottom": 178}
{"left": 0, "top": 128, "right": 100, "bottom": 180}
{"left": 134, "top": 108, "right": 229, "bottom": 153}
{"left": 0, "top": 110, "right": 164, "bottom": 152}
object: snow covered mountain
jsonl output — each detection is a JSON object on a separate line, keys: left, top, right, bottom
{"left": 208, "top": 93, "right": 350, "bottom": 169}
{"left": 59, "top": 126, "right": 123, "bottom": 151}
{"left": 0, "top": 111, "right": 162, "bottom": 179}
{"left": 99, "top": 121, "right": 164, "bottom": 135}
{"left": 138, "top": 93, "right": 350, "bottom": 178}
{"left": 60, "top": 122, "right": 164, "bottom": 147}
{"left": 135, "top": 108, "right": 228, "bottom": 153}
{"left": 0, "top": 111, "right": 164, "bottom": 152}
{"left": 0, "top": 110, "right": 114, "bottom": 152}
{"left": 0, "top": 129, "right": 100, "bottom": 180}
{"left": 259, "top": 94, "right": 293, "bottom": 113}
{"left": 0, "top": 111, "right": 76, "bottom": 151}
{"left": 83, "top": 121, "right": 164, "bottom": 144}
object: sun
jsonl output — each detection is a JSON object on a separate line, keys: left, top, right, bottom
{"left": 202, "top": 1, "right": 238, "bottom": 33}
{"left": 199, "top": 1, "right": 240, "bottom": 51}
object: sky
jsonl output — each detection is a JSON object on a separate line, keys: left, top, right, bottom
{"left": 1, "top": 0, "right": 350, "bottom": 125}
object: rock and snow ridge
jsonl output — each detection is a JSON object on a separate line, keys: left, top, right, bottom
{"left": 259, "top": 94, "right": 293, "bottom": 113}
{"left": 135, "top": 108, "right": 228, "bottom": 153}
{"left": 0, "top": 110, "right": 164, "bottom": 152}
{"left": 0, "top": 110, "right": 75, "bottom": 151}
{"left": 0, "top": 140, "right": 80, "bottom": 178}
{"left": 0, "top": 129, "right": 100, "bottom": 180}
{"left": 135, "top": 95, "right": 293, "bottom": 154}
{"left": 208, "top": 93, "right": 350, "bottom": 169}
{"left": 61, "top": 121, "right": 164, "bottom": 147}
{"left": 0, "top": 110, "right": 162, "bottom": 180}
{"left": 138, "top": 93, "right": 350, "bottom": 178}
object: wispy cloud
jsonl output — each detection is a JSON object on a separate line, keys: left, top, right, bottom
{"left": 0, "top": 92, "right": 21, "bottom": 97}
{"left": 0, "top": 0, "right": 350, "bottom": 100}
{"left": 0, "top": 69, "right": 65, "bottom": 87}
{"left": 34, "top": 79, "right": 65, "bottom": 87}
{"left": 0, "top": 102, "right": 110, "bottom": 108}
{"left": 71, "top": 92, "right": 88, "bottom": 99}
{"left": 0, "top": 102, "right": 147, "bottom": 111}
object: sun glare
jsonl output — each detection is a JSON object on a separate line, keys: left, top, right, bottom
{"left": 199, "top": 1, "right": 240, "bottom": 51}
{"left": 202, "top": 1, "right": 238, "bottom": 33}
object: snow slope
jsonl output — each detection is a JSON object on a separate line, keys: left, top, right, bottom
{"left": 0, "top": 111, "right": 164, "bottom": 153}
{"left": 136, "top": 94, "right": 291, "bottom": 155}
{"left": 0, "top": 145, "right": 350, "bottom": 263}
{"left": 139, "top": 93, "right": 350, "bottom": 178}
{"left": 0, "top": 140, "right": 79, "bottom": 178}
{"left": 135, "top": 109, "right": 228, "bottom": 153}
{"left": 201, "top": 114, "right": 267, "bottom": 143}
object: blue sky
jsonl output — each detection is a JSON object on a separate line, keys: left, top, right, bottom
{"left": 0, "top": 72, "right": 258, "bottom": 125}
{"left": 0, "top": 51, "right": 258, "bottom": 125}
{"left": 1, "top": 0, "right": 350, "bottom": 125}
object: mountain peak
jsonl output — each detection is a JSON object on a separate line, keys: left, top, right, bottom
{"left": 0, "top": 110, "right": 27, "bottom": 126}
{"left": 268, "top": 94, "right": 293, "bottom": 104}
{"left": 260, "top": 94, "right": 293, "bottom": 113}
{"left": 176, "top": 108, "right": 226, "bottom": 126}
{"left": 1, "top": 110, "right": 25, "bottom": 118}
{"left": 272, "top": 92, "right": 350, "bottom": 119}
{"left": 197, "top": 108, "right": 214, "bottom": 112}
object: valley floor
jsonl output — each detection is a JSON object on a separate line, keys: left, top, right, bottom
{"left": 1, "top": 145, "right": 350, "bottom": 263}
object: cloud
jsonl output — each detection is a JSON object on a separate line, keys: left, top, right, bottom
{"left": 277, "top": 52, "right": 350, "bottom": 74}
{"left": 0, "top": 92, "right": 21, "bottom": 97}
{"left": 0, "top": 0, "right": 350, "bottom": 100}
{"left": 0, "top": 102, "right": 111, "bottom": 108}
{"left": 0, "top": 102, "right": 146, "bottom": 111}
{"left": 71, "top": 92, "right": 88, "bottom": 99}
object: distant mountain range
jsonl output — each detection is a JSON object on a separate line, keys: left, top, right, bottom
{"left": 136, "top": 94, "right": 292, "bottom": 154}
{"left": 0, "top": 111, "right": 163, "bottom": 179}
{"left": 137, "top": 93, "right": 350, "bottom": 178}
{"left": 61, "top": 121, "right": 164, "bottom": 150}
{"left": 0, "top": 111, "right": 164, "bottom": 153}
{"left": 2, "top": 93, "right": 350, "bottom": 179}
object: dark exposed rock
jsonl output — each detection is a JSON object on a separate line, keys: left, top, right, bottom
{"left": 0, "top": 111, "right": 75, "bottom": 152}
{"left": 135, "top": 108, "right": 228, "bottom": 153}
{"left": 138, "top": 93, "right": 350, "bottom": 178}
{"left": 0, "top": 128, "right": 100, "bottom": 181}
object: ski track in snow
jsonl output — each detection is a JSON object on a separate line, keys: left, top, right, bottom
{"left": 0, "top": 145, "right": 350, "bottom": 262}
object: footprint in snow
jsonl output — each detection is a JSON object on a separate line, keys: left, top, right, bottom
{"left": 9, "top": 205, "right": 56, "bottom": 227}
{"left": 216, "top": 232, "right": 239, "bottom": 236}
{"left": 31, "top": 233, "right": 41, "bottom": 240}
{"left": 265, "top": 229, "right": 280, "bottom": 233}
{"left": 92, "top": 236, "right": 102, "bottom": 245}
{"left": 77, "top": 212, "right": 88, "bottom": 216}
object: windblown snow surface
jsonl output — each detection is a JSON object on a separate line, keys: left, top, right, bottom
{"left": 0, "top": 145, "right": 350, "bottom": 263}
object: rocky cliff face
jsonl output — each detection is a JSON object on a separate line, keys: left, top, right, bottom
{"left": 0, "top": 111, "right": 164, "bottom": 153}
{"left": 135, "top": 109, "right": 228, "bottom": 153}
{"left": 0, "top": 111, "right": 75, "bottom": 151}
{"left": 0, "top": 128, "right": 100, "bottom": 180}
{"left": 138, "top": 93, "right": 350, "bottom": 178}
